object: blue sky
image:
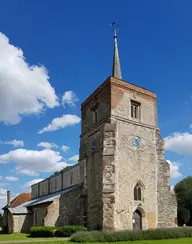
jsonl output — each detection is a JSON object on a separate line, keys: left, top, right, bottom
{"left": 0, "top": 0, "right": 192, "bottom": 207}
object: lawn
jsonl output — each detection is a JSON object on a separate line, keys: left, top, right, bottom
{"left": 0, "top": 238, "right": 192, "bottom": 244}
{"left": 0, "top": 233, "right": 68, "bottom": 242}
{"left": 0, "top": 233, "right": 29, "bottom": 240}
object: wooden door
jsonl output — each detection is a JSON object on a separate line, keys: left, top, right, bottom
{"left": 132, "top": 210, "right": 142, "bottom": 230}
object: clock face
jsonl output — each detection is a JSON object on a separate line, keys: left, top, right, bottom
{"left": 134, "top": 136, "right": 141, "bottom": 148}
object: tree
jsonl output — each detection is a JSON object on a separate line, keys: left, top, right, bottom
{"left": 174, "top": 176, "right": 192, "bottom": 226}
{"left": 0, "top": 212, "right": 3, "bottom": 228}
{"left": 178, "top": 207, "right": 190, "bottom": 225}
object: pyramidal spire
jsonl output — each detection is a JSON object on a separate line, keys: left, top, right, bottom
{"left": 112, "top": 22, "right": 122, "bottom": 80}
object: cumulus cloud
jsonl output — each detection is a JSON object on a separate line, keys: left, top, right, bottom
{"left": 23, "top": 179, "right": 43, "bottom": 191}
{"left": 0, "top": 177, "right": 6, "bottom": 187}
{"left": 5, "top": 176, "right": 18, "bottom": 181}
{"left": 61, "top": 145, "right": 70, "bottom": 152}
{"left": 0, "top": 188, "right": 6, "bottom": 195}
{"left": 0, "top": 32, "right": 59, "bottom": 125}
{"left": 68, "top": 154, "right": 79, "bottom": 162}
{"left": 62, "top": 91, "right": 78, "bottom": 107}
{"left": 2, "top": 139, "right": 24, "bottom": 147}
{"left": 0, "top": 195, "right": 7, "bottom": 211}
{"left": 37, "top": 142, "right": 58, "bottom": 150}
{"left": 166, "top": 160, "right": 182, "bottom": 179}
{"left": 170, "top": 185, "right": 175, "bottom": 193}
{"left": 0, "top": 149, "right": 69, "bottom": 176}
{"left": 164, "top": 132, "right": 192, "bottom": 155}
{"left": 38, "top": 114, "right": 81, "bottom": 134}
{"left": 16, "top": 168, "right": 39, "bottom": 176}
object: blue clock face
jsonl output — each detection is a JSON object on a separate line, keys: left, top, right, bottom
{"left": 134, "top": 136, "right": 141, "bottom": 148}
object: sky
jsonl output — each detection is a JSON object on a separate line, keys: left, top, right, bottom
{"left": 0, "top": 0, "right": 192, "bottom": 209}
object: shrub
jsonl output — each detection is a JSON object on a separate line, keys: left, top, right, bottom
{"left": 70, "top": 227, "right": 192, "bottom": 242}
{"left": 55, "top": 225, "right": 87, "bottom": 237}
{"left": 0, "top": 225, "right": 8, "bottom": 234}
{"left": 29, "top": 226, "right": 57, "bottom": 237}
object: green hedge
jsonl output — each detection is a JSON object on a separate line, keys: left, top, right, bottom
{"left": 29, "top": 226, "right": 57, "bottom": 237}
{"left": 55, "top": 226, "right": 87, "bottom": 237}
{"left": 29, "top": 225, "right": 87, "bottom": 238}
{"left": 70, "top": 227, "right": 192, "bottom": 242}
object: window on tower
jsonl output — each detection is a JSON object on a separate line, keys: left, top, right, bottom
{"left": 93, "top": 109, "right": 98, "bottom": 123}
{"left": 131, "top": 101, "right": 140, "bottom": 120}
{"left": 92, "top": 105, "right": 99, "bottom": 123}
{"left": 134, "top": 182, "right": 144, "bottom": 201}
{"left": 134, "top": 184, "right": 141, "bottom": 200}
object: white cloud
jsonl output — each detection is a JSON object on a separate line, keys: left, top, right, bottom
{"left": 166, "top": 160, "right": 182, "bottom": 179}
{"left": 0, "top": 188, "right": 6, "bottom": 195}
{"left": 5, "top": 176, "right": 18, "bottom": 181}
{"left": 164, "top": 132, "right": 192, "bottom": 155}
{"left": 23, "top": 179, "right": 43, "bottom": 191}
{"left": 170, "top": 185, "right": 175, "bottom": 193}
{"left": 37, "top": 142, "right": 58, "bottom": 150}
{"left": 0, "top": 149, "right": 68, "bottom": 176}
{"left": 0, "top": 176, "right": 6, "bottom": 187}
{"left": 62, "top": 91, "right": 78, "bottom": 107}
{"left": 16, "top": 168, "right": 39, "bottom": 176}
{"left": 3, "top": 140, "right": 24, "bottom": 147}
{"left": 0, "top": 195, "right": 7, "bottom": 211}
{"left": 0, "top": 32, "right": 59, "bottom": 125}
{"left": 68, "top": 154, "right": 79, "bottom": 162}
{"left": 0, "top": 195, "right": 6, "bottom": 199}
{"left": 38, "top": 114, "right": 81, "bottom": 134}
{"left": 61, "top": 145, "right": 70, "bottom": 152}
{"left": 0, "top": 192, "right": 19, "bottom": 211}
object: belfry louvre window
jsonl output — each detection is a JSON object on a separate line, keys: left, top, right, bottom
{"left": 131, "top": 101, "right": 140, "bottom": 119}
{"left": 134, "top": 184, "right": 141, "bottom": 201}
{"left": 92, "top": 108, "right": 98, "bottom": 123}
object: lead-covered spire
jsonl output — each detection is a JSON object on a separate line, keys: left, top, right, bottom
{"left": 112, "top": 22, "right": 122, "bottom": 79}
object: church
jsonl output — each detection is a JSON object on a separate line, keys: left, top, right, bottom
{"left": 3, "top": 26, "right": 177, "bottom": 233}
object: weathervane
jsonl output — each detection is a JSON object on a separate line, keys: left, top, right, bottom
{"left": 111, "top": 21, "right": 118, "bottom": 38}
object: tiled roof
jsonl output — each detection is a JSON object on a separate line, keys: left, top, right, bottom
{"left": 2, "top": 193, "right": 32, "bottom": 210}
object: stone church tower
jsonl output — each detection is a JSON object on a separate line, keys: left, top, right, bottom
{"left": 79, "top": 25, "right": 177, "bottom": 231}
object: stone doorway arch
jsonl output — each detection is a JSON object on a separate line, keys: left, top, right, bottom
{"left": 132, "top": 210, "right": 142, "bottom": 230}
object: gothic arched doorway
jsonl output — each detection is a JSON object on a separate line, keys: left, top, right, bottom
{"left": 132, "top": 210, "right": 142, "bottom": 230}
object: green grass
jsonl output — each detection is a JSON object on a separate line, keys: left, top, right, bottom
{"left": 0, "top": 234, "right": 191, "bottom": 244}
{"left": 0, "top": 232, "right": 69, "bottom": 242}
{"left": 1, "top": 238, "right": 192, "bottom": 244}
{"left": 0, "top": 233, "right": 29, "bottom": 240}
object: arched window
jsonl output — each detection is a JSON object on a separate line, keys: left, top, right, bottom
{"left": 134, "top": 183, "right": 142, "bottom": 201}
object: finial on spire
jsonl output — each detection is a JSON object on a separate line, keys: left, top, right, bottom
{"left": 111, "top": 21, "right": 122, "bottom": 80}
